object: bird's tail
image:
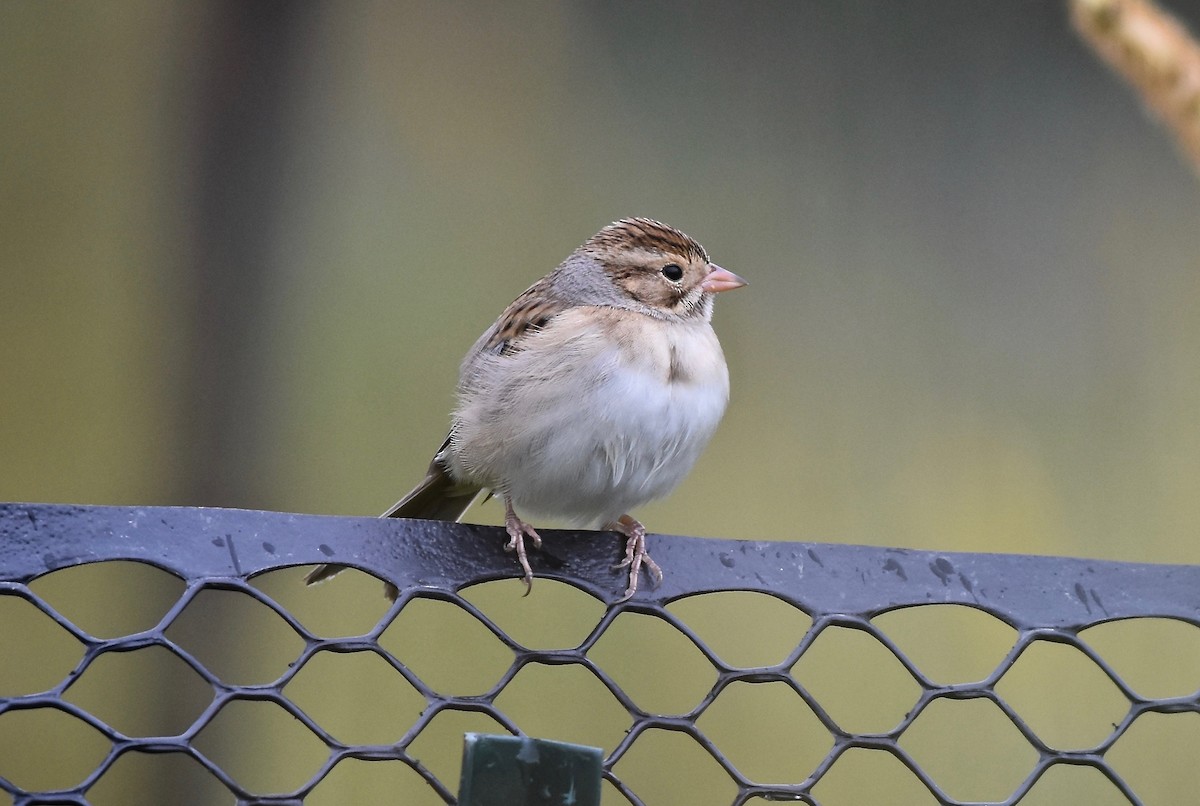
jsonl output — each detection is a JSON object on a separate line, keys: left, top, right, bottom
{"left": 379, "top": 455, "right": 480, "bottom": 521}
{"left": 303, "top": 446, "right": 480, "bottom": 590}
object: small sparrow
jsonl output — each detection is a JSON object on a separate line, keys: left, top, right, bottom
{"left": 307, "top": 218, "right": 746, "bottom": 601}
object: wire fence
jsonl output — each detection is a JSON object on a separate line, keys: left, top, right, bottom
{"left": 2, "top": 503, "right": 1199, "bottom": 805}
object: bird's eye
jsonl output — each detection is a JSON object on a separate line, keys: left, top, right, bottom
{"left": 661, "top": 264, "right": 684, "bottom": 282}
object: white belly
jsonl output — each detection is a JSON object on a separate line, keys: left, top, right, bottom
{"left": 449, "top": 309, "right": 730, "bottom": 526}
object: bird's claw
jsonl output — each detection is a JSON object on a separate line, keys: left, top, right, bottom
{"left": 504, "top": 508, "right": 542, "bottom": 596}
{"left": 612, "top": 515, "right": 662, "bottom": 602}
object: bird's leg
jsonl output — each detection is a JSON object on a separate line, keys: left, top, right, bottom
{"left": 503, "top": 497, "right": 542, "bottom": 596}
{"left": 611, "top": 514, "right": 663, "bottom": 602}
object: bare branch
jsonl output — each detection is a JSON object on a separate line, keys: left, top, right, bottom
{"left": 1071, "top": 0, "right": 1200, "bottom": 173}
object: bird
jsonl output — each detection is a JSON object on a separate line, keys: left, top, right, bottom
{"left": 306, "top": 217, "right": 746, "bottom": 601}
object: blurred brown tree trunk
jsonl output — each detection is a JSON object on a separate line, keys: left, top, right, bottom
{"left": 181, "top": 1, "right": 317, "bottom": 508}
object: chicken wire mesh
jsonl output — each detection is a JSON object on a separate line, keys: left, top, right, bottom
{"left": 2, "top": 502, "right": 1200, "bottom": 805}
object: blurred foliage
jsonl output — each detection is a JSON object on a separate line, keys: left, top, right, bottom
{"left": 3, "top": 1, "right": 1200, "bottom": 803}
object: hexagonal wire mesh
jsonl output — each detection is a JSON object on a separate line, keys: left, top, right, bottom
{"left": 2, "top": 503, "right": 1200, "bottom": 805}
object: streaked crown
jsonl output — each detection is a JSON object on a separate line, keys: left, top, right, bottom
{"left": 584, "top": 218, "right": 709, "bottom": 264}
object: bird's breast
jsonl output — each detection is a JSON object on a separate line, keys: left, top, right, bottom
{"left": 448, "top": 308, "right": 730, "bottom": 524}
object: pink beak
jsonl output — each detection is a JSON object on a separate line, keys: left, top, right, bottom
{"left": 701, "top": 263, "right": 748, "bottom": 293}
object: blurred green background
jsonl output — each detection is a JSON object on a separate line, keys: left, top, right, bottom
{"left": 3, "top": 1, "right": 1200, "bottom": 804}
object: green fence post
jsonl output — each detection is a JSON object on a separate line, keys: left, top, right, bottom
{"left": 458, "top": 733, "right": 604, "bottom": 806}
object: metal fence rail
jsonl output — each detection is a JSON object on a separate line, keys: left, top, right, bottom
{"left": 2, "top": 503, "right": 1199, "bottom": 805}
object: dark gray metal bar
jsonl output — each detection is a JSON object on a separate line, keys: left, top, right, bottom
{"left": 4, "top": 503, "right": 1200, "bottom": 625}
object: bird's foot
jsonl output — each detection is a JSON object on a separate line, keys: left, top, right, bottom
{"left": 503, "top": 501, "right": 542, "bottom": 596}
{"left": 611, "top": 514, "right": 663, "bottom": 602}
